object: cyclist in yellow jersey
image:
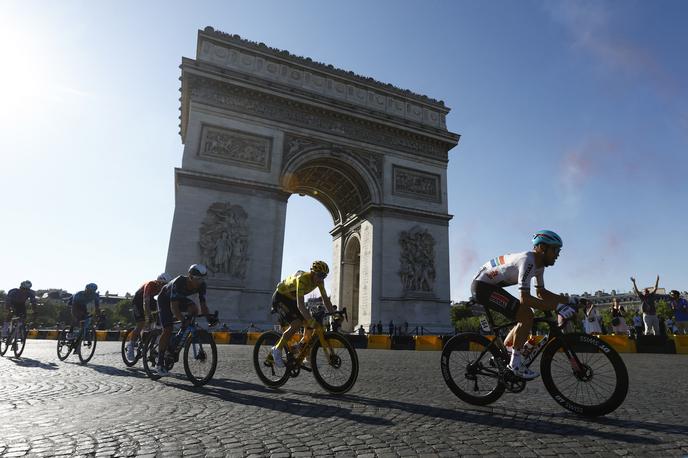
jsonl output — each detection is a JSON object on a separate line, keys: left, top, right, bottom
{"left": 271, "top": 260, "right": 336, "bottom": 368}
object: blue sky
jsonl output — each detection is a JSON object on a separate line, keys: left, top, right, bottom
{"left": 1, "top": 1, "right": 686, "bottom": 301}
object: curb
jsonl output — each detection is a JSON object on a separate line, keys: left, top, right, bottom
{"left": 22, "top": 331, "right": 688, "bottom": 354}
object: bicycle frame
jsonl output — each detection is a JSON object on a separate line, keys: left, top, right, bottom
{"left": 289, "top": 309, "right": 346, "bottom": 365}
{"left": 478, "top": 305, "right": 583, "bottom": 373}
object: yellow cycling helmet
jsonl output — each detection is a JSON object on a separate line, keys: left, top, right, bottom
{"left": 311, "top": 260, "right": 330, "bottom": 276}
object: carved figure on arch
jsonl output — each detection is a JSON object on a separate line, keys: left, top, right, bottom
{"left": 199, "top": 202, "right": 249, "bottom": 279}
{"left": 399, "top": 226, "right": 436, "bottom": 292}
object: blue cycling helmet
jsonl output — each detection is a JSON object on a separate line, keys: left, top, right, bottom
{"left": 532, "top": 230, "right": 563, "bottom": 247}
{"left": 85, "top": 283, "right": 98, "bottom": 292}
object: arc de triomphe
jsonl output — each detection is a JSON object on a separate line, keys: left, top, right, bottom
{"left": 165, "top": 27, "right": 460, "bottom": 332}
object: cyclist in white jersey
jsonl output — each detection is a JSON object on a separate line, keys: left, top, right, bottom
{"left": 471, "top": 230, "right": 578, "bottom": 379}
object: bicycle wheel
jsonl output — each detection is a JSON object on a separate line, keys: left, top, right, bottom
{"left": 121, "top": 328, "right": 141, "bottom": 367}
{"left": 77, "top": 326, "right": 98, "bottom": 364}
{"left": 0, "top": 333, "right": 11, "bottom": 356}
{"left": 56, "top": 326, "right": 73, "bottom": 361}
{"left": 440, "top": 333, "right": 506, "bottom": 406}
{"left": 311, "top": 332, "right": 359, "bottom": 394}
{"left": 142, "top": 329, "right": 162, "bottom": 380}
{"left": 183, "top": 329, "right": 218, "bottom": 386}
{"left": 540, "top": 333, "right": 629, "bottom": 417}
{"left": 13, "top": 325, "right": 27, "bottom": 358}
{"left": 252, "top": 331, "right": 290, "bottom": 388}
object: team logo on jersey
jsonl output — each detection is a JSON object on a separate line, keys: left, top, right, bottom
{"left": 489, "top": 256, "right": 506, "bottom": 268}
{"left": 486, "top": 270, "right": 499, "bottom": 280}
{"left": 489, "top": 291, "right": 509, "bottom": 307}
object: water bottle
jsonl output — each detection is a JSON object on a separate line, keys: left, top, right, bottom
{"left": 521, "top": 336, "right": 538, "bottom": 359}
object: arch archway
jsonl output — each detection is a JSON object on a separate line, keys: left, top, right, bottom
{"left": 340, "top": 234, "right": 361, "bottom": 332}
{"left": 167, "top": 28, "right": 459, "bottom": 332}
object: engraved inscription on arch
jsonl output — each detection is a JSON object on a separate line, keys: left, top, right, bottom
{"left": 392, "top": 166, "right": 441, "bottom": 203}
{"left": 198, "top": 125, "right": 272, "bottom": 171}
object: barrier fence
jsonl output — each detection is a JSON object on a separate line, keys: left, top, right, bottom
{"left": 21, "top": 330, "right": 688, "bottom": 354}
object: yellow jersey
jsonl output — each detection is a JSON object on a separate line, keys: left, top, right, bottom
{"left": 276, "top": 270, "right": 326, "bottom": 300}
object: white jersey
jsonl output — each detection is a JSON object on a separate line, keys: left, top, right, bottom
{"left": 473, "top": 251, "right": 544, "bottom": 291}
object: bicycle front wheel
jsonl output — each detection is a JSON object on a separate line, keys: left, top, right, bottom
{"left": 0, "top": 333, "right": 10, "bottom": 356}
{"left": 142, "top": 329, "right": 162, "bottom": 380}
{"left": 252, "top": 331, "right": 290, "bottom": 388}
{"left": 540, "top": 333, "right": 629, "bottom": 417}
{"left": 311, "top": 332, "right": 359, "bottom": 394}
{"left": 440, "top": 333, "right": 505, "bottom": 406}
{"left": 121, "top": 328, "right": 140, "bottom": 367}
{"left": 183, "top": 329, "right": 218, "bottom": 386}
{"left": 13, "top": 326, "right": 27, "bottom": 358}
{"left": 77, "top": 326, "right": 97, "bottom": 364}
{"left": 56, "top": 326, "right": 73, "bottom": 361}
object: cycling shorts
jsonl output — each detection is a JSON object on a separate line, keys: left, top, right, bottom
{"left": 4, "top": 302, "right": 27, "bottom": 319}
{"left": 132, "top": 295, "right": 157, "bottom": 322}
{"left": 157, "top": 295, "right": 195, "bottom": 327}
{"left": 471, "top": 280, "right": 521, "bottom": 320}
{"left": 271, "top": 291, "right": 302, "bottom": 326}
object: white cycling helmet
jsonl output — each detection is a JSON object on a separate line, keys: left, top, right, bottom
{"left": 188, "top": 263, "right": 208, "bottom": 278}
{"left": 157, "top": 273, "right": 173, "bottom": 283}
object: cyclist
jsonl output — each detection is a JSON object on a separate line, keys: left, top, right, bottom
{"left": 124, "top": 273, "right": 173, "bottom": 361}
{"left": 69, "top": 283, "right": 101, "bottom": 338}
{"left": 2, "top": 281, "right": 37, "bottom": 338}
{"left": 471, "top": 230, "right": 578, "bottom": 380}
{"left": 270, "top": 260, "right": 337, "bottom": 368}
{"left": 155, "top": 264, "right": 216, "bottom": 376}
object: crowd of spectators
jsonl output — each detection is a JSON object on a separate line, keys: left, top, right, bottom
{"left": 577, "top": 276, "right": 688, "bottom": 338}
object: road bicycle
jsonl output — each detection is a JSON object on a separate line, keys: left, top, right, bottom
{"left": 121, "top": 311, "right": 160, "bottom": 367}
{"left": 440, "top": 301, "right": 629, "bottom": 417}
{"left": 141, "top": 311, "right": 218, "bottom": 386}
{"left": 0, "top": 316, "right": 29, "bottom": 358}
{"left": 253, "top": 307, "right": 359, "bottom": 394}
{"left": 56, "top": 314, "right": 99, "bottom": 364}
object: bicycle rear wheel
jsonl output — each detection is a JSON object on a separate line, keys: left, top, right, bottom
{"left": 311, "top": 332, "right": 359, "bottom": 394}
{"left": 56, "top": 326, "right": 73, "bottom": 361}
{"left": 252, "top": 331, "right": 289, "bottom": 388}
{"left": 540, "top": 333, "right": 629, "bottom": 417}
{"left": 142, "top": 329, "right": 162, "bottom": 380}
{"left": 121, "top": 328, "right": 141, "bottom": 367}
{"left": 183, "top": 329, "right": 218, "bottom": 386}
{"left": 440, "top": 333, "right": 506, "bottom": 406}
{"left": 77, "top": 326, "right": 97, "bottom": 364}
{"left": 13, "top": 325, "right": 27, "bottom": 358}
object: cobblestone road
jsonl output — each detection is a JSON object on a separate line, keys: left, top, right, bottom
{"left": 1, "top": 340, "right": 687, "bottom": 457}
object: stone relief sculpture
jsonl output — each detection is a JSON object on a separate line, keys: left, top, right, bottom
{"left": 199, "top": 202, "right": 249, "bottom": 279}
{"left": 399, "top": 226, "right": 436, "bottom": 292}
{"left": 199, "top": 125, "right": 271, "bottom": 170}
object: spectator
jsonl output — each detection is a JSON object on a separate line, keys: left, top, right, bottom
{"left": 583, "top": 302, "right": 602, "bottom": 334}
{"left": 669, "top": 290, "right": 688, "bottom": 335}
{"left": 388, "top": 320, "right": 394, "bottom": 336}
{"left": 404, "top": 321, "right": 409, "bottom": 335}
{"left": 357, "top": 325, "right": 365, "bottom": 336}
{"left": 632, "top": 276, "right": 660, "bottom": 336}
{"left": 376, "top": 320, "right": 383, "bottom": 335}
{"left": 610, "top": 297, "right": 629, "bottom": 335}
{"left": 632, "top": 312, "right": 644, "bottom": 338}
{"left": 665, "top": 316, "right": 677, "bottom": 335}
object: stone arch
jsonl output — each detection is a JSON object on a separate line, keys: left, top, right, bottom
{"left": 280, "top": 145, "right": 382, "bottom": 226}
{"left": 340, "top": 232, "right": 361, "bottom": 332}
